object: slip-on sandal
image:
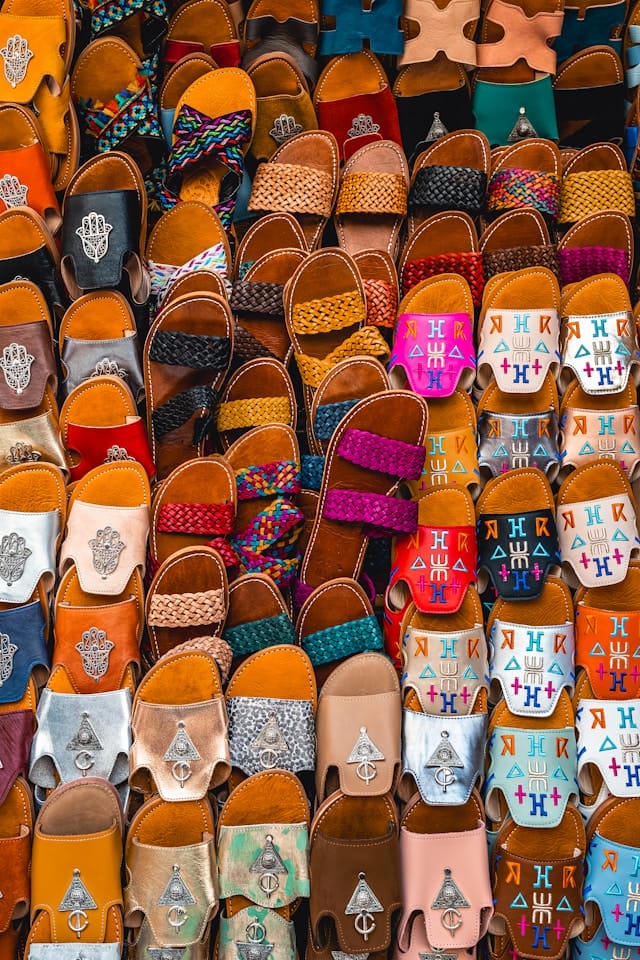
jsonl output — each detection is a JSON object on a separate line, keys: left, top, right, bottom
{"left": 216, "top": 357, "right": 296, "bottom": 450}
{"left": 59, "top": 290, "right": 143, "bottom": 401}
{"left": 318, "top": 0, "right": 403, "bottom": 57}
{"left": 0, "top": 279, "right": 57, "bottom": 413}
{"left": 242, "top": 0, "right": 319, "bottom": 92}
{"left": 393, "top": 789, "right": 492, "bottom": 960}
{"left": 223, "top": 572, "right": 296, "bottom": 662}
{"left": 485, "top": 689, "right": 578, "bottom": 829}
{"left": 146, "top": 200, "right": 231, "bottom": 313}
{"left": 480, "top": 208, "right": 560, "bottom": 280}
{"left": 248, "top": 130, "right": 339, "bottom": 252}
{"left": 26, "top": 778, "right": 124, "bottom": 950}
{"left": 247, "top": 52, "right": 317, "bottom": 162}
{"left": 60, "top": 375, "right": 155, "bottom": 482}
{"left": 130, "top": 647, "right": 230, "bottom": 801}
{"left": 314, "top": 650, "right": 400, "bottom": 799}
{"left": 557, "top": 209, "right": 633, "bottom": 288}
{"left": 558, "top": 378, "right": 640, "bottom": 482}
{"left": 477, "top": 372, "right": 561, "bottom": 482}
{"left": 0, "top": 385, "right": 68, "bottom": 478}
{"left": 0, "top": 709, "right": 34, "bottom": 814}
{"left": 476, "top": 467, "right": 560, "bottom": 601}
{"left": 283, "top": 247, "right": 390, "bottom": 422}
{"left": 225, "top": 644, "right": 317, "bottom": 786}
{"left": 0, "top": 207, "right": 65, "bottom": 321}
{"left": 334, "top": 140, "right": 409, "bottom": 259}
{"left": 144, "top": 291, "right": 233, "bottom": 480}
{"left": 308, "top": 790, "right": 401, "bottom": 956}
{"left": 487, "top": 575, "right": 575, "bottom": 717}
{"left": 556, "top": 460, "right": 640, "bottom": 588}
{"left": 486, "top": 138, "right": 562, "bottom": 221}
{"left": 475, "top": 0, "right": 564, "bottom": 92}
{"left": 554, "top": 47, "right": 625, "bottom": 147}
{"left": 399, "top": 0, "right": 480, "bottom": 67}
{"left": 235, "top": 211, "right": 307, "bottom": 279}
{"left": 124, "top": 794, "right": 217, "bottom": 959}
{"left": 489, "top": 807, "right": 586, "bottom": 960}
{"left": 408, "top": 129, "right": 490, "bottom": 231}
{"left": 160, "top": 267, "right": 228, "bottom": 314}
{"left": 71, "top": 37, "right": 165, "bottom": 182}
{"left": 559, "top": 272, "right": 639, "bottom": 396}
{"left": 145, "top": 545, "right": 228, "bottom": 662}
{"left": 353, "top": 249, "right": 398, "bottom": 331}
{"left": 148, "top": 455, "right": 237, "bottom": 572}
{"left": 558, "top": 143, "right": 635, "bottom": 225}
{"left": 298, "top": 390, "right": 427, "bottom": 590}
{"left": 296, "top": 578, "right": 384, "bottom": 679}
{"left": 399, "top": 211, "right": 485, "bottom": 308}
{"left": 159, "top": 53, "right": 218, "bottom": 147}
{"left": 558, "top": 0, "right": 626, "bottom": 67}
{"left": 476, "top": 266, "right": 561, "bottom": 395}
{"left": 313, "top": 50, "right": 401, "bottom": 163}
{"left": 164, "top": 0, "right": 241, "bottom": 72}
{"left": 0, "top": 778, "right": 32, "bottom": 959}
{"left": 389, "top": 273, "right": 476, "bottom": 399}
{"left": 61, "top": 151, "right": 149, "bottom": 305}
{"left": 0, "top": 461, "right": 65, "bottom": 607}
{"left": 0, "top": 104, "right": 61, "bottom": 236}
{"left": 308, "top": 355, "right": 389, "bottom": 459}
{"left": 225, "top": 424, "right": 305, "bottom": 589}
{"left": 160, "top": 68, "right": 256, "bottom": 233}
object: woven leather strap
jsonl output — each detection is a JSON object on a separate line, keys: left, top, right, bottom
{"left": 152, "top": 385, "right": 218, "bottom": 440}
{"left": 409, "top": 165, "right": 487, "bottom": 214}
{"left": 230, "top": 279, "right": 285, "bottom": 318}
{"left": 248, "top": 162, "right": 334, "bottom": 216}
{"left": 157, "top": 635, "right": 233, "bottom": 681}
{"left": 558, "top": 245, "right": 630, "bottom": 286}
{"left": 301, "top": 454, "right": 324, "bottom": 490}
{"left": 232, "top": 322, "right": 279, "bottom": 364}
{"left": 402, "top": 252, "right": 485, "bottom": 306}
{"left": 484, "top": 243, "right": 559, "bottom": 278}
{"left": 224, "top": 612, "right": 295, "bottom": 657}
{"left": 295, "top": 327, "right": 390, "bottom": 387}
{"left": 229, "top": 497, "right": 304, "bottom": 587}
{"left": 149, "top": 330, "right": 230, "bottom": 369}
{"left": 216, "top": 396, "right": 291, "bottom": 431}
{"left": 314, "top": 399, "right": 360, "bottom": 441}
{"left": 291, "top": 289, "right": 366, "bottom": 335}
{"left": 147, "top": 588, "right": 226, "bottom": 627}
{"left": 324, "top": 488, "right": 418, "bottom": 535}
{"left": 338, "top": 427, "right": 425, "bottom": 477}
{"left": 156, "top": 501, "right": 234, "bottom": 534}
{"left": 336, "top": 172, "right": 408, "bottom": 215}
{"left": 363, "top": 278, "right": 397, "bottom": 328}
{"left": 488, "top": 168, "right": 560, "bottom": 216}
{"left": 301, "top": 614, "right": 383, "bottom": 665}
{"left": 558, "top": 170, "right": 635, "bottom": 223}
{"left": 235, "top": 460, "right": 301, "bottom": 500}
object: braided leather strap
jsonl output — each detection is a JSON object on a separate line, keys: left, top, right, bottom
{"left": 232, "top": 322, "right": 278, "bottom": 365}
{"left": 147, "top": 588, "right": 226, "bottom": 627}
{"left": 248, "top": 163, "right": 334, "bottom": 217}
{"left": 337, "top": 428, "right": 425, "bottom": 479}
{"left": 409, "top": 166, "right": 487, "bottom": 214}
{"left": 314, "top": 400, "right": 359, "bottom": 441}
{"left": 216, "top": 396, "right": 291, "bottom": 431}
{"left": 487, "top": 168, "right": 560, "bottom": 216}
{"left": 152, "top": 385, "right": 218, "bottom": 440}
{"left": 558, "top": 245, "right": 630, "bottom": 286}
{"left": 291, "top": 290, "right": 366, "bottom": 335}
{"left": 235, "top": 460, "right": 301, "bottom": 500}
{"left": 323, "top": 488, "right": 418, "bottom": 536}
{"left": 484, "top": 244, "right": 559, "bottom": 279}
{"left": 558, "top": 170, "right": 635, "bottom": 223}
{"left": 157, "top": 501, "right": 234, "bottom": 534}
{"left": 224, "top": 613, "right": 296, "bottom": 657}
{"left": 301, "top": 614, "right": 383, "bottom": 666}
{"left": 336, "top": 173, "right": 408, "bottom": 215}
{"left": 363, "top": 278, "right": 397, "bottom": 328}
{"left": 402, "top": 252, "right": 485, "bottom": 306}
{"left": 149, "top": 330, "right": 231, "bottom": 369}
{"left": 230, "top": 280, "right": 285, "bottom": 318}
{"left": 295, "top": 327, "right": 390, "bottom": 388}
{"left": 301, "top": 454, "right": 324, "bottom": 490}
{"left": 157, "top": 635, "right": 233, "bottom": 681}
{"left": 230, "top": 497, "right": 305, "bottom": 587}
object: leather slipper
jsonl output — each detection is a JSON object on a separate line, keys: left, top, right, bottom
{"left": 0, "top": 279, "right": 57, "bottom": 413}
{"left": 409, "top": 129, "right": 490, "bottom": 233}
{"left": 557, "top": 209, "right": 633, "bottom": 287}
{"left": 247, "top": 51, "right": 317, "bottom": 162}
{"left": 0, "top": 385, "right": 68, "bottom": 479}
{"left": 308, "top": 355, "right": 390, "bottom": 458}
{"left": 0, "top": 207, "right": 65, "bottom": 322}
{"left": 399, "top": 210, "right": 485, "bottom": 307}
{"left": 242, "top": 0, "right": 319, "bottom": 91}
{"left": 235, "top": 211, "right": 307, "bottom": 279}
{"left": 0, "top": 103, "right": 61, "bottom": 236}
{"left": 0, "top": 778, "right": 32, "bottom": 959}
{"left": 480, "top": 207, "right": 560, "bottom": 280}
{"left": 224, "top": 572, "right": 295, "bottom": 663}
{"left": 216, "top": 357, "right": 296, "bottom": 450}
{"left": 164, "top": 0, "right": 240, "bottom": 72}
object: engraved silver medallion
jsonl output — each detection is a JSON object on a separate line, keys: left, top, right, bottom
{"left": 66, "top": 711, "right": 103, "bottom": 775}
{"left": 0, "top": 532, "right": 31, "bottom": 586}
{"left": 347, "top": 726, "right": 384, "bottom": 785}
{"left": 345, "top": 872, "right": 383, "bottom": 942}
{"left": 250, "top": 834, "right": 288, "bottom": 897}
{"left": 236, "top": 920, "right": 274, "bottom": 960}
{"left": 348, "top": 114, "right": 380, "bottom": 138}
{"left": 89, "top": 527, "right": 125, "bottom": 579}
{"left": 507, "top": 106, "right": 538, "bottom": 142}
{"left": 269, "top": 114, "right": 303, "bottom": 144}
{"left": 158, "top": 864, "right": 196, "bottom": 930}
{"left": 0, "top": 342, "right": 34, "bottom": 395}
{"left": 0, "top": 174, "right": 28, "bottom": 207}
{"left": 432, "top": 868, "right": 469, "bottom": 936}
{"left": 75, "top": 213, "right": 113, "bottom": 263}
{"left": 251, "top": 712, "right": 288, "bottom": 769}
{"left": 59, "top": 869, "right": 98, "bottom": 938}
{"left": 164, "top": 721, "right": 201, "bottom": 788}
{"left": 425, "top": 730, "right": 464, "bottom": 792}
{"left": 0, "top": 34, "right": 33, "bottom": 88}
{"left": 75, "top": 627, "right": 114, "bottom": 682}
{"left": 6, "top": 441, "right": 40, "bottom": 464}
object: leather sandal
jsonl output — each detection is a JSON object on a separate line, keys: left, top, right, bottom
{"left": 84, "top": 0, "right": 167, "bottom": 97}
{"left": 247, "top": 52, "right": 317, "bottom": 162}
{"left": 235, "top": 211, "right": 307, "bottom": 279}
{"left": 480, "top": 207, "right": 560, "bottom": 280}
{"left": 164, "top": 0, "right": 241, "bottom": 72}
{"left": 399, "top": 0, "right": 480, "bottom": 68}
{"left": 60, "top": 375, "right": 155, "bottom": 481}
{"left": 0, "top": 103, "right": 61, "bottom": 236}
{"left": 26, "top": 778, "right": 124, "bottom": 950}
{"left": 557, "top": 209, "right": 633, "bottom": 288}
{"left": 558, "top": 378, "right": 640, "bottom": 481}
{"left": 409, "top": 129, "right": 489, "bottom": 231}
{"left": 558, "top": 143, "right": 635, "bottom": 224}
{"left": 0, "top": 778, "right": 32, "bottom": 960}
{"left": 0, "top": 280, "right": 57, "bottom": 413}
{"left": 223, "top": 572, "right": 296, "bottom": 661}
{"left": 399, "top": 211, "right": 485, "bottom": 307}
{"left": 0, "top": 207, "right": 65, "bottom": 321}
{"left": 144, "top": 291, "right": 233, "bottom": 480}
{"left": 487, "top": 138, "right": 562, "bottom": 220}
{"left": 554, "top": 47, "right": 625, "bottom": 147}
{"left": 130, "top": 647, "right": 230, "bottom": 801}
{"left": 159, "top": 53, "right": 218, "bottom": 147}
{"left": 216, "top": 357, "right": 296, "bottom": 449}
{"left": 241, "top": 0, "right": 319, "bottom": 92}
{"left": 557, "top": 459, "right": 640, "bottom": 589}
{"left": 0, "top": 384, "right": 68, "bottom": 478}
{"left": 354, "top": 249, "right": 398, "bottom": 331}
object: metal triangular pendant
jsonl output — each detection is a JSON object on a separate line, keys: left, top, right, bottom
{"left": 147, "top": 950, "right": 187, "bottom": 960}
{"left": 66, "top": 712, "right": 103, "bottom": 752}
{"left": 251, "top": 712, "right": 288, "bottom": 768}
{"left": 507, "top": 107, "right": 538, "bottom": 142}
{"left": 345, "top": 872, "right": 384, "bottom": 916}
{"left": 347, "top": 727, "right": 384, "bottom": 765}
{"left": 59, "top": 869, "right": 98, "bottom": 912}
{"left": 432, "top": 868, "right": 470, "bottom": 910}
{"left": 158, "top": 864, "right": 196, "bottom": 907}
{"left": 164, "top": 721, "right": 201, "bottom": 762}
{"left": 425, "top": 730, "right": 464, "bottom": 769}
{"left": 425, "top": 111, "right": 449, "bottom": 143}
{"left": 250, "top": 835, "right": 288, "bottom": 876}
{"left": 332, "top": 953, "right": 370, "bottom": 960}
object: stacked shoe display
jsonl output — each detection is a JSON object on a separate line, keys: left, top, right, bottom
{"left": 2, "top": 2, "right": 640, "bottom": 960}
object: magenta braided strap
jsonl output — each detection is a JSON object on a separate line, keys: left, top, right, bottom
{"left": 558, "top": 246, "right": 630, "bottom": 286}
{"left": 487, "top": 168, "right": 560, "bottom": 217}
{"left": 336, "top": 429, "right": 425, "bottom": 480}
{"left": 323, "top": 489, "right": 418, "bottom": 536}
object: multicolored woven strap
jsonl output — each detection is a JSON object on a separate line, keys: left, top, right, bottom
{"left": 301, "top": 614, "right": 383, "bottom": 666}
{"left": 229, "top": 498, "right": 305, "bottom": 587}
{"left": 216, "top": 396, "right": 291, "bottom": 432}
{"left": 295, "top": 327, "right": 390, "bottom": 388}
{"left": 301, "top": 454, "right": 324, "bottom": 490}
{"left": 558, "top": 245, "right": 630, "bottom": 286}
{"left": 148, "top": 242, "right": 229, "bottom": 306}
{"left": 313, "top": 399, "right": 360, "bottom": 441}
{"left": 401, "top": 252, "right": 485, "bottom": 307}
{"left": 224, "top": 612, "right": 296, "bottom": 657}
{"left": 363, "top": 278, "right": 397, "bottom": 328}
{"left": 88, "top": 0, "right": 166, "bottom": 37}
{"left": 76, "top": 73, "right": 163, "bottom": 154}
{"left": 487, "top": 168, "right": 560, "bottom": 217}
{"left": 235, "top": 460, "right": 301, "bottom": 500}
{"left": 558, "top": 170, "right": 635, "bottom": 223}
{"left": 160, "top": 104, "right": 253, "bottom": 229}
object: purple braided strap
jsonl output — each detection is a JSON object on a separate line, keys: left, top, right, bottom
{"left": 336, "top": 428, "right": 425, "bottom": 480}
{"left": 558, "top": 245, "right": 630, "bottom": 286}
{"left": 323, "top": 489, "right": 418, "bottom": 536}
